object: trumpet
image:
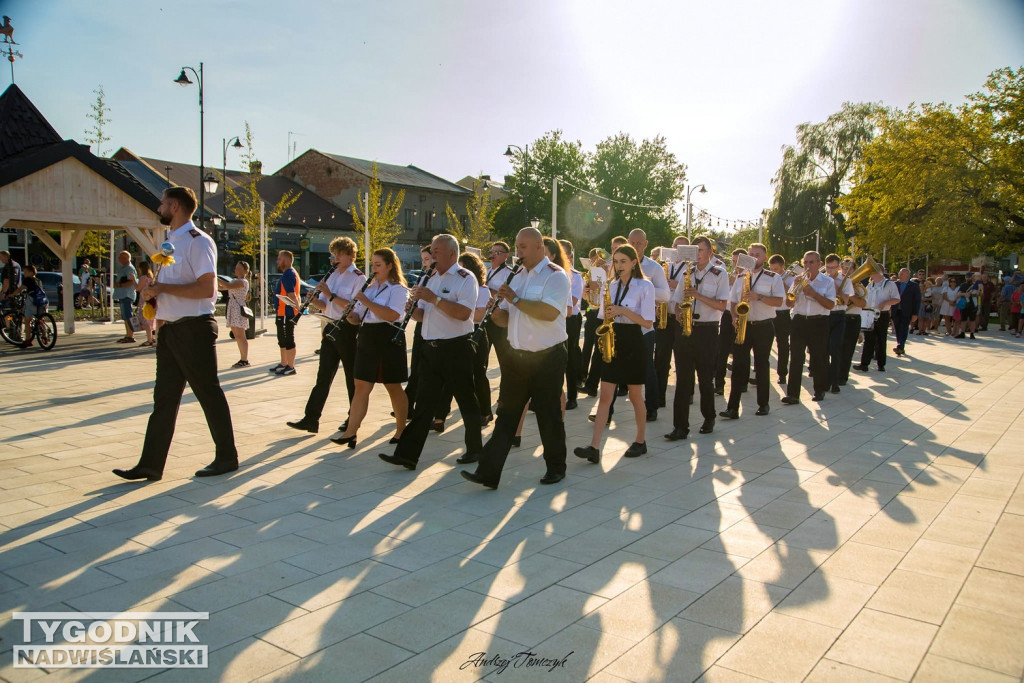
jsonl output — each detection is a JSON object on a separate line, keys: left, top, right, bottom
{"left": 324, "top": 275, "right": 374, "bottom": 341}
{"left": 786, "top": 273, "right": 809, "bottom": 305}
{"left": 390, "top": 263, "right": 436, "bottom": 344}
{"left": 677, "top": 263, "right": 694, "bottom": 336}
{"left": 735, "top": 269, "right": 751, "bottom": 345}
{"left": 656, "top": 260, "right": 670, "bottom": 329}
{"left": 595, "top": 281, "right": 615, "bottom": 362}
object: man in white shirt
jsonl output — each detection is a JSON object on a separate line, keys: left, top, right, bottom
{"left": 856, "top": 270, "right": 901, "bottom": 372}
{"left": 824, "top": 253, "right": 855, "bottom": 394}
{"left": 838, "top": 256, "right": 868, "bottom": 385}
{"left": 768, "top": 254, "right": 794, "bottom": 385}
{"left": 483, "top": 240, "right": 513, "bottom": 371}
{"left": 113, "top": 186, "right": 238, "bottom": 481}
{"left": 463, "top": 227, "right": 570, "bottom": 489}
{"left": 629, "top": 229, "right": 671, "bottom": 422}
{"left": 381, "top": 234, "right": 482, "bottom": 470}
{"left": 782, "top": 251, "right": 836, "bottom": 404}
{"left": 559, "top": 238, "right": 584, "bottom": 410}
{"left": 656, "top": 236, "right": 690, "bottom": 408}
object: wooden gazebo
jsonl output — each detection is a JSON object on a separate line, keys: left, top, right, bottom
{"left": 0, "top": 84, "right": 164, "bottom": 334}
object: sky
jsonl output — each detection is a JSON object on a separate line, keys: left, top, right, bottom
{"left": 3, "top": 0, "right": 1023, "bottom": 230}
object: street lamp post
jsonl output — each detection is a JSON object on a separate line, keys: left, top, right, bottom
{"left": 685, "top": 183, "right": 707, "bottom": 241}
{"left": 174, "top": 62, "right": 219, "bottom": 232}
{"left": 219, "top": 136, "right": 243, "bottom": 250}
{"left": 504, "top": 143, "right": 530, "bottom": 226}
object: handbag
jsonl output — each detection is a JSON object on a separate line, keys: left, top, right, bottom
{"left": 128, "top": 314, "right": 143, "bottom": 332}
{"left": 241, "top": 305, "right": 255, "bottom": 320}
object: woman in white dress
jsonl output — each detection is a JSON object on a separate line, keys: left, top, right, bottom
{"left": 219, "top": 261, "right": 251, "bottom": 368}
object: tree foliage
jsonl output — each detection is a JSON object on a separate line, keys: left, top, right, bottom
{"left": 768, "top": 101, "right": 883, "bottom": 259}
{"left": 443, "top": 176, "right": 502, "bottom": 251}
{"left": 225, "top": 122, "right": 301, "bottom": 262}
{"left": 351, "top": 163, "right": 405, "bottom": 259}
{"left": 83, "top": 85, "right": 111, "bottom": 156}
{"left": 841, "top": 66, "right": 1024, "bottom": 260}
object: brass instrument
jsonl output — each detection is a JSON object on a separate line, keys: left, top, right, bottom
{"left": 734, "top": 269, "right": 751, "bottom": 345}
{"left": 786, "top": 273, "right": 808, "bottom": 306}
{"left": 595, "top": 281, "right": 615, "bottom": 362}
{"left": 656, "top": 260, "right": 670, "bottom": 329}
{"left": 677, "top": 263, "right": 694, "bottom": 336}
{"left": 839, "top": 256, "right": 883, "bottom": 304}
{"left": 585, "top": 248, "right": 610, "bottom": 307}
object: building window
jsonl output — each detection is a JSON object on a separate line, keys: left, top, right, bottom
{"left": 424, "top": 211, "right": 434, "bottom": 232}
{"left": 403, "top": 208, "right": 415, "bottom": 230}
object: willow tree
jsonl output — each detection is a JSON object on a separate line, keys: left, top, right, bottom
{"left": 768, "top": 101, "right": 883, "bottom": 257}
{"left": 351, "top": 163, "right": 404, "bottom": 258}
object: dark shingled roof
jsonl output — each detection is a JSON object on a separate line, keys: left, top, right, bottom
{"left": 206, "top": 174, "right": 354, "bottom": 231}
{"left": 323, "top": 152, "right": 470, "bottom": 195}
{"left": 0, "top": 84, "right": 62, "bottom": 163}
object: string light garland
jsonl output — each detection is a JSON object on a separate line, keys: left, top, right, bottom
{"left": 556, "top": 177, "right": 673, "bottom": 212}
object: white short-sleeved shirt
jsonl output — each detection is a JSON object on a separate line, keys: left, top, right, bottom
{"left": 156, "top": 221, "right": 217, "bottom": 322}
{"left": 830, "top": 272, "right": 856, "bottom": 312}
{"left": 475, "top": 285, "right": 491, "bottom": 310}
{"left": 500, "top": 256, "right": 570, "bottom": 351}
{"left": 569, "top": 270, "right": 584, "bottom": 316}
{"left": 485, "top": 262, "right": 513, "bottom": 287}
{"left": 598, "top": 276, "right": 656, "bottom": 326}
{"left": 866, "top": 279, "right": 900, "bottom": 312}
{"left": 728, "top": 268, "right": 786, "bottom": 322}
{"left": 776, "top": 272, "right": 795, "bottom": 311}
{"left": 353, "top": 279, "right": 409, "bottom": 324}
{"left": 791, "top": 273, "right": 836, "bottom": 317}
{"left": 418, "top": 263, "right": 478, "bottom": 339}
{"left": 319, "top": 264, "right": 367, "bottom": 319}
{"left": 670, "top": 262, "right": 731, "bottom": 324}
{"left": 640, "top": 256, "right": 671, "bottom": 335}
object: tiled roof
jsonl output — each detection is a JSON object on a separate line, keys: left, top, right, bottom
{"left": 0, "top": 84, "right": 62, "bottom": 163}
{"left": 322, "top": 152, "right": 470, "bottom": 195}
{"left": 206, "top": 175, "right": 354, "bottom": 231}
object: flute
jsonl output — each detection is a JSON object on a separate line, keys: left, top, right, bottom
{"left": 324, "top": 275, "right": 374, "bottom": 341}
{"left": 391, "top": 263, "right": 436, "bottom": 344}
{"left": 471, "top": 263, "right": 523, "bottom": 344}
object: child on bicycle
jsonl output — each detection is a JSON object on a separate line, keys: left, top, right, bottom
{"left": 14, "top": 264, "right": 48, "bottom": 348}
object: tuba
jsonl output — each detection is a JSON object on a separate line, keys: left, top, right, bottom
{"left": 735, "top": 269, "right": 751, "bottom": 345}
{"left": 656, "top": 260, "right": 670, "bottom": 329}
{"left": 840, "top": 256, "right": 883, "bottom": 303}
{"left": 596, "top": 281, "right": 615, "bottom": 362}
{"left": 677, "top": 263, "right": 694, "bottom": 337}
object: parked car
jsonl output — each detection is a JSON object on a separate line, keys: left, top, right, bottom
{"left": 34, "top": 272, "right": 82, "bottom": 310}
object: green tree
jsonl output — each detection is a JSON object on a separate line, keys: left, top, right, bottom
{"left": 351, "top": 163, "right": 405, "bottom": 258}
{"left": 444, "top": 176, "right": 502, "bottom": 251}
{"left": 841, "top": 67, "right": 1024, "bottom": 260}
{"left": 768, "top": 101, "right": 883, "bottom": 257}
{"left": 590, "top": 133, "right": 686, "bottom": 250}
{"left": 225, "top": 122, "right": 301, "bottom": 262}
{"left": 83, "top": 85, "right": 111, "bottom": 156}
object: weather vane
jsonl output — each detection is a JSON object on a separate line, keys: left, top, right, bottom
{"left": 1, "top": 16, "right": 23, "bottom": 84}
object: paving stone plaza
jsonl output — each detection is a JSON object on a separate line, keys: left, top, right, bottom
{"left": 1, "top": 322, "right": 1022, "bottom": 682}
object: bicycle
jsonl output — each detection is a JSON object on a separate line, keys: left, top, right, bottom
{"left": 0, "top": 295, "right": 25, "bottom": 345}
{"left": 23, "top": 309, "right": 57, "bottom": 350}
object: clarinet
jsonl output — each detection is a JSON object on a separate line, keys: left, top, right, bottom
{"left": 471, "top": 263, "right": 523, "bottom": 344}
{"left": 324, "top": 275, "right": 374, "bottom": 342}
{"left": 391, "top": 263, "right": 436, "bottom": 344}
{"left": 288, "top": 268, "right": 333, "bottom": 325}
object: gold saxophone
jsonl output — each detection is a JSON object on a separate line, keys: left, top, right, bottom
{"left": 596, "top": 281, "right": 615, "bottom": 362}
{"left": 656, "top": 260, "right": 670, "bottom": 329}
{"left": 678, "top": 264, "right": 694, "bottom": 336}
{"left": 735, "top": 269, "right": 751, "bottom": 345}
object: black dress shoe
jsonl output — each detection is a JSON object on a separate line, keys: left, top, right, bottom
{"left": 389, "top": 436, "right": 401, "bottom": 445}
{"left": 112, "top": 466, "right": 162, "bottom": 482}
{"left": 838, "top": 379, "right": 847, "bottom": 386}
{"left": 565, "top": 399, "right": 578, "bottom": 410}
{"left": 461, "top": 470, "right": 497, "bottom": 489}
{"left": 714, "top": 386, "right": 725, "bottom": 396}
{"left": 195, "top": 461, "right": 238, "bottom": 477}
{"left": 748, "top": 378, "right": 758, "bottom": 385}
{"left": 853, "top": 365, "right": 869, "bottom": 372}
{"left": 330, "top": 434, "right": 357, "bottom": 449}
{"left": 539, "top": 472, "right": 565, "bottom": 485}
{"left": 812, "top": 393, "right": 825, "bottom": 401}
{"left": 573, "top": 446, "right": 600, "bottom": 464}
{"left": 718, "top": 409, "right": 740, "bottom": 420}
{"left": 646, "top": 409, "right": 658, "bottom": 422}
{"left": 699, "top": 420, "right": 714, "bottom": 434}
{"left": 338, "top": 419, "right": 349, "bottom": 432}
{"left": 659, "top": 399, "right": 666, "bottom": 408}
{"left": 755, "top": 405, "right": 769, "bottom": 416}
{"left": 829, "top": 384, "right": 840, "bottom": 394}
{"left": 378, "top": 453, "right": 416, "bottom": 470}
{"left": 584, "top": 387, "right": 598, "bottom": 397}
{"left": 624, "top": 442, "right": 647, "bottom": 458}
{"left": 777, "top": 376, "right": 786, "bottom": 385}
{"left": 456, "top": 452, "right": 480, "bottom": 464}
{"left": 430, "top": 419, "right": 445, "bottom": 433}
{"left": 664, "top": 428, "right": 689, "bottom": 441}
{"left": 781, "top": 396, "right": 800, "bottom": 405}
{"left": 877, "top": 366, "right": 886, "bottom": 372}
{"left": 511, "top": 436, "right": 522, "bottom": 447}
{"left": 286, "top": 418, "right": 319, "bottom": 433}
{"left": 588, "top": 413, "right": 612, "bottom": 425}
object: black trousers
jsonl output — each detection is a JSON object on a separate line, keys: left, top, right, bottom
{"left": 827, "top": 311, "right": 846, "bottom": 388}
{"left": 475, "top": 344, "right": 568, "bottom": 486}
{"left": 893, "top": 311, "right": 912, "bottom": 349}
{"left": 437, "top": 326, "right": 491, "bottom": 421}
{"left": 861, "top": 310, "right": 891, "bottom": 369}
{"left": 774, "top": 309, "right": 791, "bottom": 381}
{"left": 787, "top": 315, "right": 829, "bottom": 398}
{"left": 654, "top": 317, "right": 679, "bottom": 407}
{"left": 840, "top": 314, "right": 861, "bottom": 383}
{"left": 394, "top": 336, "right": 482, "bottom": 464}
{"left": 404, "top": 321, "right": 424, "bottom": 406}
{"left": 565, "top": 313, "right": 582, "bottom": 402}
{"left": 727, "top": 319, "right": 774, "bottom": 412}
{"left": 304, "top": 322, "right": 357, "bottom": 421}
{"left": 673, "top": 323, "right": 718, "bottom": 430}
{"left": 716, "top": 310, "right": 735, "bottom": 390}
{"left": 485, "top": 319, "right": 510, "bottom": 372}
{"left": 582, "top": 310, "right": 601, "bottom": 392}
{"left": 138, "top": 315, "right": 237, "bottom": 472}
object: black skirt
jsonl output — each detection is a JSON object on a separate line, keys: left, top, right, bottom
{"left": 354, "top": 322, "right": 408, "bottom": 384}
{"left": 600, "top": 322, "right": 647, "bottom": 385}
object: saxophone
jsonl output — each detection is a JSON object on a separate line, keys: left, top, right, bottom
{"left": 734, "top": 269, "right": 751, "bottom": 345}
{"left": 678, "top": 264, "right": 694, "bottom": 337}
{"left": 656, "top": 260, "right": 669, "bottom": 329}
{"left": 596, "top": 281, "right": 615, "bottom": 362}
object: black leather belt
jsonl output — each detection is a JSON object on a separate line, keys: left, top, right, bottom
{"left": 426, "top": 333, "right": 472, "bottom": 347}
{"left": 693, "top": 321, "right": 719, "bottom": 327}
{"left": 748, "top": 319, "right": 774, "bottom": 326}
{"left": 160, "top": 313, "right": 214, "bottom": 326}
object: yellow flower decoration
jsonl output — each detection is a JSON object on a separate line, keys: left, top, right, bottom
{"left": 142, "top": 302, "right": 157, "bottom": 320}
{"left": 151, "top": 253, "right": 175, "bottom": 266}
